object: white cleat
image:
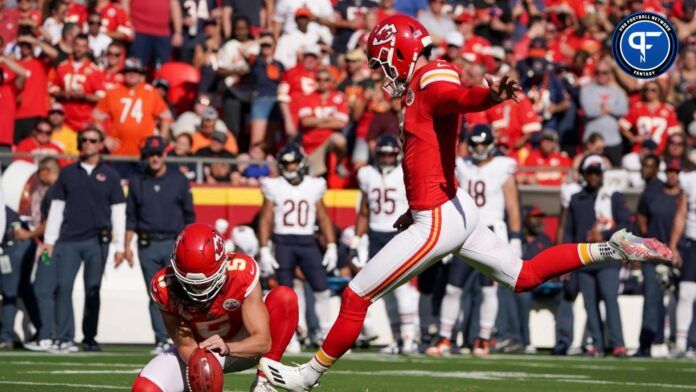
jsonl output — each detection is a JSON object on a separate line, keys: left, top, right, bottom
{"left": 259, "top": 358, "right": 318, "bottom": 392}
{"left": 608, "top": 229, "right": 672, "bottom": 263}
{"left": 250, "top": 376, "right": 279, "bottom": 392}
{"left": 380, "top": 342, "right": 400, "bottom": 355}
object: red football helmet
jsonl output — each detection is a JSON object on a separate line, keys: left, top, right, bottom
{"left": 171, "top": 223, "right": 228, "bottom": 303}
{"left": 366, "top": 15, "right": 432, "bottom": 97}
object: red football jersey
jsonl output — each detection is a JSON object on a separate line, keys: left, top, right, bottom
{"left": 278, "top": 65, "right": 318, "bottom": 130}
{"left": 99, "top": 3, "right": 134, "bottom": 41}
{"left": 65, "top": 2, "right": 87, "bottom": 25}
{"left": 401, "top": 60, "right": 498, "bottom": 210}
{"left": 297, "top": 91, "right": 349, "bottom": 153}
{"left": 0, "top": 66, "right": 18, "bottom": 146}
{"left": 49, "top": 59, "right": 105, "bottom": 131}
{"left": 150, "top": 253, "right": 260, "bottom": 342}
{"left": 522, "top": 150, "right": 572, "bottom": 186}
{"left": 486, "top": 95, "right": 541, "bottom": 149}
{"left": 619, "top": 101, "right": 681, "bottom": 154}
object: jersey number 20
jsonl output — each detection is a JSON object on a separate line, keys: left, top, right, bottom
{"left": 283, "top": 200, "right": 310, "bottom": 227}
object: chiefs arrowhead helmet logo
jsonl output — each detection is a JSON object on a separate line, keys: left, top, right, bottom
{"left": 372, "top": 23, "right": 397, "bottom": 46}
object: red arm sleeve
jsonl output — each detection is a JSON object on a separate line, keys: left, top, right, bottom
{"left": 428, "top": 84, "right": 499, "bottom": 115}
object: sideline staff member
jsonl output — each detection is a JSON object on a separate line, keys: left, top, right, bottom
{"left": 42, "top": 127, "right": 126, "bottom": 353}
{"left": 122, "top": 136, "right": 195, "bottom": 354}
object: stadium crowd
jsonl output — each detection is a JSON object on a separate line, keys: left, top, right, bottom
{"left": 0, "top": 0, "right": 695, "bottom": 360}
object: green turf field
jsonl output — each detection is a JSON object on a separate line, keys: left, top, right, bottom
{"left": 0, "top": 348, "right": 694, "bottom": 391}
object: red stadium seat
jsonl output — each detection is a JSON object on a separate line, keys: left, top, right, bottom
{"left": 155, "top": 62, "right": 201, "bottom": 115}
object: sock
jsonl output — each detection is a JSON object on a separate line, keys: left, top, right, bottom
{"left": 514, "top": 243, "right": 617, "bottom": 292}
{"left": 478, "top": 285, "right": 498, "bottom": 340}
{"left": 418, "top": 293, "right": 434, "bottom": 341}
{"left": 395, "top": 284, "right": 419, "bottom": 347}
{"left": 308, "top": 287, "right": 371, "bottom": 379}
{"left": 263, "top": 286, "right": 299, "bottom": 361}
{"left": 313, "top": 290, "right": 333, "bottom": 338}
{"left": 438, "top": 284, "right": 463, "bottom": 340}
{"left": 676, "top": 282, "right": 696, "bottom": 351}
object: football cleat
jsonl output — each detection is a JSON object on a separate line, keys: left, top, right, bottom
{"left": 608, "top": 229, "right": 672, "bottom": 262}
{"left": 250, "top": 376, "right": 279, "bottom": 392}
{"left": 258, "top": 358, "right": 318, "bottom": 392}
{"left": 150, "top": 341, "right": 173, "bottom": 355}
{"left": 424, "top": 338, "right": 451, "bottom": 357}
{"left": 23, "top": 339, "right": 53, "bottom": 352}
{"left": 472, "top": 338, "right": 490, "bottom": 358}
{"left": 380, "top": 342, "right": 400, "bottom": 355}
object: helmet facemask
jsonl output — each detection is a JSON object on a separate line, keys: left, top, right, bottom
{"left": 172, "top": 258, "right": 228, "bottom": 304}
{"left": 468, "top": 142, "right": 495, "bottom": 163}
{"left": 376, "top": 147, "right": 400, "bottom": 175}
{"left": 280, "top": 159, "right": 307, "bottom": 185}
{"left": 369, "top": 46, "right": 418, "bottom": 99}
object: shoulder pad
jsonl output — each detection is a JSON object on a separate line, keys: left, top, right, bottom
{"left": 419, "top": 62, "right": 460, "bottom": 90}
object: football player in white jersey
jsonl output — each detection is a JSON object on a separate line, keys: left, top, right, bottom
{"left": 426, "top": 125, "right": 520, "bottom": 357}
{"left": 258, "top": 143, "right": 338, "bottom": 340}
{"left": 352, "top": 135, "right": 420, "bottom": 354}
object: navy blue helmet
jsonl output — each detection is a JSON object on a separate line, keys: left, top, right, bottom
{"left": 277, "top": 143, "right": 308, "bottom": 183}
{"left": 467, "top": 124, "right": 495, "bottom": 162}
{"left": 375, "top": 134, "right": 402, "bottom": 173}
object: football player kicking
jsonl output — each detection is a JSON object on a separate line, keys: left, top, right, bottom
{"left": 426, "top": 126, "right": 520, "bottom": 357}
{"left": 352, "top": 134, "right": 419, "bottom": 354}
{"left": 260, "top": 15, "right": 672, "bottom": 391}
{"left": 132, "top": 223, "right": 298, "bottom": 392}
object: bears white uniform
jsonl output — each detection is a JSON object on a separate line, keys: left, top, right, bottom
{"left": 455, "top": 156, "right": 517, "bottom": 240}
{"left": 357, "top": 165, "right": 409, "bottom": 233}
{"left": 260, "top": 176, "right": 327, "bottom": 236}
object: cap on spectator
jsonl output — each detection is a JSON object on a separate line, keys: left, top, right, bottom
{"left": 581, "top": 154, "right": 606, "bottom": 173}
{"left": 666, "top": 158, "right": 683, "bottom": 172}
{"left": 201, "top": 107, "right": 219, "bottom": 121}
{"left": 445, "top": 31, "right": 464, "bottom": 47}
{"left": 49, "top": 102, "right": 65, "bottom": 114}
{"left": 540, "top": 128, "right": 558, "bottom": 141}
{"left": 121, "top": 57, "right": 145, "bottom": 73}
{"left": 211, "top": 130, "right": 228, "bottom": 143}
{"left": 529, "top": 37, "right": 547, "bottom": 56}
{"left": 295, "top": 7, "right": 313, "bottom": 19}
{"left": 526, "top": 205, "right": 546, "bottom": 218}
{"left": 203, "top": 18, "right": 217, "bottom": 26}
{"left": 153, "top": 78, "right": 169, "bottom": 90}
{"left": 640, "top": 139, "right": 658, "bottom": 151}
{"left": 346, "top": 48, "right": 367, "bottom": 62}
{"left": 140, "top": 136, "right": 166, "bottom": 156}
{"left": 456, "top": 12, "right": 473, "bottom": 23}
{"left": 487, "top": 46, "right": 505, "bottom": 61}
{"left": 302, "top": 44, "right": 321, "bottom": 57}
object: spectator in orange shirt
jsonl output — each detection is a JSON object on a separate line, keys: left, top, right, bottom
{"left": 93, "top": 58, "right": 173, "bottom": 157}
{"left": 14, "top": 119, "right": 69, "bottom": 167}
{"left": 518, "top": 129, "right": 572, "bottom": 186}
{"left": 190, "top": 107, "right": 239, "bottom": 155}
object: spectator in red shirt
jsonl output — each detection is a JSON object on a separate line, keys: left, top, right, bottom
{"left": 455, "top": 12, "right": 490, "bottom": 63}
{"left": 96, "top": 0, "right": 134, "bottom": 42}
{"left": 14, "top": 119, "right": 69, "bottom": 167}
{"left": 297, "top": 68, "right": 349, "bottom": 177}
{"left": 49, "top": 33, "right": 106, "bottom": 132}
{"left": 17, "top": 0, "right": 41, "bottom": 27}
{"left": 125, "top": 0, "right": 184, "bottom": 69}
{"left": 278, "top": 45, "right": 321, "bottom": 137}
{"left": 619, "top": 81, "right": 683, "bottom": 154}
{"left": 518, "top": 129, "right": 572, "bottom": 186}
{"left": 103, "top": 41, "right": 125, "bottom": 90}
{"left": 14, "top": 35, "right": 56, "bottom": 143}
{"left": 0, "top": 0, "right": 18, "bottom": 51}
{"left": 0, "top": 49, "right": 27, "bottom": 147}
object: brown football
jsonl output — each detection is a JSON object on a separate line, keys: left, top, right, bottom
{"left": 186, "top": 347, "right": 224, "bottom": 392}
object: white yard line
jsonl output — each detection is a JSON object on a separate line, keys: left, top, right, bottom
{"left": 12, "top": 361, "right": 144, "bottom": 368}
{"left": 20, "top": 369, "right": 141, "bottom": 374}
{"left": 0, "top": 380, "right": 128, "bottom": 390}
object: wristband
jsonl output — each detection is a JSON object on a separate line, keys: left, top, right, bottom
{"left": 509, "top": 231, "right": 522, "bottom": 240}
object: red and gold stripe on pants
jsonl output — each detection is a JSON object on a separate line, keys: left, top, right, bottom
{"left": 364, "top": 207, "right": 442, "bottom": 301}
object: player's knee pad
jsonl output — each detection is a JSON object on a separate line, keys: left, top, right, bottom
{"left": 340, "top": 287, "right": 372, "bottom": 320}
{"left": 132, "top": 375, "right": 163, "bottom": 392}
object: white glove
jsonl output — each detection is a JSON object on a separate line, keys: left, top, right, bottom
{"left": 259, "top": 246, "right": 278, "bottom": 276}
{"left": 510, "top": 238, "right": 523, "bottom": 259}
{"left": 349, "top": 237, "right": 366, "bottom": 268}
{"left": 441, "top": 254, "right": 453, "bottom": 265}
{"left": 322, "top": 243, "right": 338, "bottom": 272}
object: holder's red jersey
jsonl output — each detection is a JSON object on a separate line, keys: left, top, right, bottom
{"left": 150, "top": 253, "right": 260, "bottom": 342}
{"left": 400, "top": 60, "right": 498, "bottom": 210}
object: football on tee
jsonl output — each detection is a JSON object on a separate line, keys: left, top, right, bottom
{"left": 186, "top": 348, "right": 224, "bottom": 392}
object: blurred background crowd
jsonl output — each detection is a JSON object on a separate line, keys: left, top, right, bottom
{"left": 0, "top": 0, "right": 695, "bottom": 359}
